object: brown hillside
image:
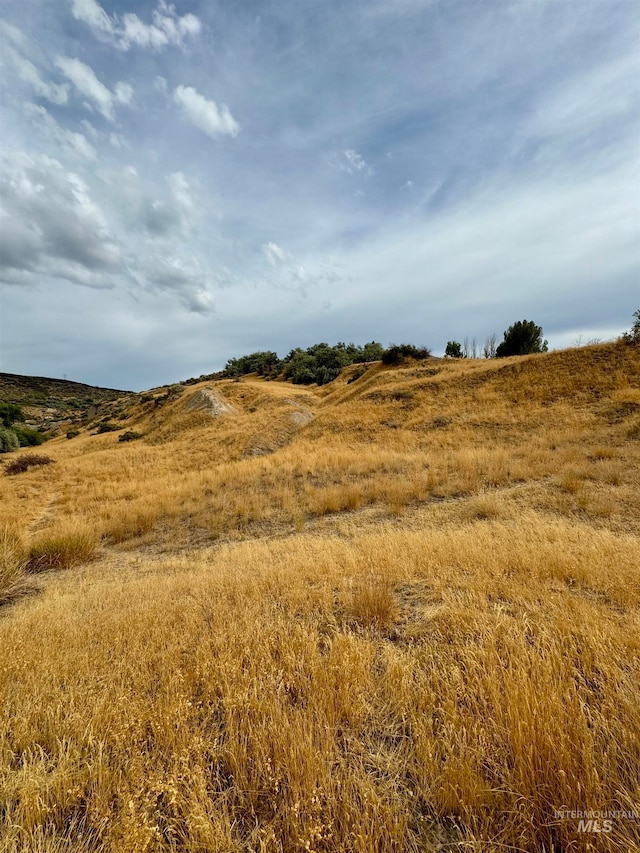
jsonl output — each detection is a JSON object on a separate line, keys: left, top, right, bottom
{"left": 0, "top": 341, "right": 638, "bottom": 853}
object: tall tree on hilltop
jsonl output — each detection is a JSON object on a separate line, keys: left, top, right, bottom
{"left": 496, "top": 320, "right": 548, "bottom": 357}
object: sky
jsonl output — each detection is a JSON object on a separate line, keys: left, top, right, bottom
{"left": 0, "top": 0, "right": 638, "bottom": 391}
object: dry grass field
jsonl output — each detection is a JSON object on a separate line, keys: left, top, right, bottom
{"left": 0, "top": 341, "right": 639, "bottom": 852}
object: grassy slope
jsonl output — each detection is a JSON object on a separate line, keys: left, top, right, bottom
{"left": 0, "top": 342, "right": 639, "bottom": 852}
{"left": 0, "top": 372, "right": 132, "bottom": 407}
{"left": 0, "top": 372, "right": 136, "bottom": 437}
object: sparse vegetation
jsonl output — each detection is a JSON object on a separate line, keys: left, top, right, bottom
{"left": 118, "top": 430, "right": 144, "bottom": 442}
{"left": 4, "top": 454, "right": 53, "bottom": 475}
{"left": 0, "top": 341, "right": 638, "bottom": 852}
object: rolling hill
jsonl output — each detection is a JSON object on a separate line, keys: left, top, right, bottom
{"left": 0, "top": 341, "right": 638, "bottom": 852}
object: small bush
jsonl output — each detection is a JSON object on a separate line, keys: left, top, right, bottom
{"left": 118, "top": 430, "right": 143, "bottom": 442}
{"left": 67, "top": 429, "right": 80, "bottom": 440}
{"left": 347, "top": 368, "right": 366, "bottom": 384}
{"left": 96, "top": 422, "right": 121, "bottom": 434}
{"left": 12, "top": 425, "right": 46, "bottom": 447}
{"left": 431, "top": 415, "right": 451, "bottom": 429}
{"left": 344, "top": 575, "right": 398, "bottom": 632}
{"left": 0, "top": 427, "right": 19, "bottom": 453}
{"left": 26, "top": 528, "right": 98, "bottom": 573}
{"left": 381, "top": 344, "right": 431, "bottom": 365}
{"left": 5, "top": 454, "right": 53, "bottom": 475}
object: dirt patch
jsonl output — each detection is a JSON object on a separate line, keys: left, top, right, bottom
{"left": 184, "top": 388, "right": 236, "bottom": 417}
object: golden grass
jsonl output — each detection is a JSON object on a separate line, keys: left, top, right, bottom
{"left": 0, "top": 525, "right": 31, "bottom": 607}
{"left": 25, "top": 524, "right": 98, "bottom": 573}
{"left": 0, "top": 341, "right": 638, "bottom": 851}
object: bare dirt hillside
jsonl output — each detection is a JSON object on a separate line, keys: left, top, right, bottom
{"left": 0, "top": 342, "right": 638, "bottom": 852}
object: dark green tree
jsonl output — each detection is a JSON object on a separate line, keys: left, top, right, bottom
{"left": 361, "top": 341, "right": 384, "bottom": 362}
{"left": 381, "top": 344, "right": 431, "bottom": 365}
{"left": 445, "top": 341, "right": 463, "bottom": 358}
{"left": 496, "top": 320, "right": 548, "bottom": 357}
{"left": 621, "top": 309, "right": 640, "bottom": 344}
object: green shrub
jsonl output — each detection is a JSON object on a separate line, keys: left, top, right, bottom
{"left": 621, "top": 309, "right": 640, "bottom": 344}
{"left": 96, "top": 422, "right": 121, "bottom": 434}
{"left": 12, "top": 425, "right": 46, "bottom": 447}
{"left": 381, "top": 344, "right": 431, "bottom": 365}
{"left": 445, "top": 341, "right": 463, "bottom": 358}
{"left": 5, "top": 454, "right": 53, "bottom": 475}
{"left": 67, "top": 429, "right": 80, "bottom": 440}
{"left": 0, "top": 427, "right": 19, "bottom": 453}
{"left": 0, "top": 403, "right": 25, "bottom": 428}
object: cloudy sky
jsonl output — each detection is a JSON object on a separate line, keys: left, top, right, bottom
{"left": 0, "top": 0, "right": 638, "bottom": 390}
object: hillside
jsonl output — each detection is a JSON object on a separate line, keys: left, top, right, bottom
{"left": 0, "top": 372, "right": 135, "bottom": 436}
{"left": 0, "top": 341, "right": 639, "bottom": 852}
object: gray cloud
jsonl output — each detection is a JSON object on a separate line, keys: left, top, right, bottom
{"left": 0, "top": 152, "right": 121, "bottom": 287}
{"left": 130, "top": 253, "right": 214, "bottom": 314}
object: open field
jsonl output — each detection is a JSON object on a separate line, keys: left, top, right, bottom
{"left": 1, "top": 342, "right": 639, "bottom": 852}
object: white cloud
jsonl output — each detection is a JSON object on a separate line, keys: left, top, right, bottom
{"left": 343, "top": 149, "right": 372, "bottom": 175}
{"left": 173, "top": 85, "right": 240, "bottom": 138}
{"left": 56, "top": 56, "right": 116, "bottom": 121}
{"left": 333, "top": 159, "right": 639, "bottom": 340}
{"left": 109, "top": 132, "right": 127, "bottom": 149}
{"left": 25, "top": 103, "right": 97, "bottom": 161}
{"left": 525, "top": 55, "right": 639, "bottom": 142}
{"left": 167, "top": 172, "right": 194, "bottom": 233}
{"left": 155, "top": 75, "right": 169, "bottom": 95}
{"left": 0, "top": 24, "right": 69, "bottom": 105}
{"left": 80, "top": 119, "right": 99, "bottom": 139}
{"left": 71, "top": 0, "right": 115, "bottom": 35}
{"left": 114, "top": 82, "right": 134, "bottom": 106}
{"left": 262, "top": 242, "right": 289, "bottom": 266}
{"left": 71, "top": 0, "right": 201, "bottom": 52}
